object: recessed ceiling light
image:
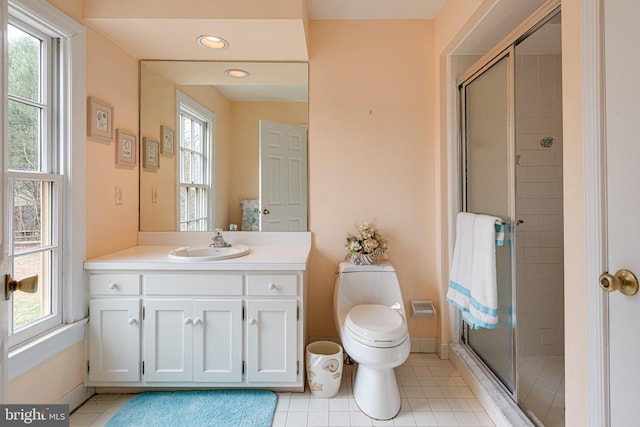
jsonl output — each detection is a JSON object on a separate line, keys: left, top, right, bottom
{"left": 197, "top": 35, "right": 229, "bottom": 50}
{"left": 225, "top": 69, "right": 251, "bottom": 78}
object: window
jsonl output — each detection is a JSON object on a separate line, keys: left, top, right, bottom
{"left": 177, "top": 91, "right": 214, "bottom": 231}
{"left": 6, "top": 0, "right": 85, "bottom": 351}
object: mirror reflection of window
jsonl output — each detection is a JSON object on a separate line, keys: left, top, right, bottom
{"left": 177, "top": 91, "right": 214, "bottom": 231}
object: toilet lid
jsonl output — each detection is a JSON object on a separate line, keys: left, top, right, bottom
{"left": 345, "top": 304, "right": 407, "bottom": 347}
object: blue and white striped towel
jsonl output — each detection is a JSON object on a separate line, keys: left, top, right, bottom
{"left": 446, "top": 212, "right": 501, "bottom": 329}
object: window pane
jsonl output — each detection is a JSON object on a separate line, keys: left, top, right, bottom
{"left": 182, "top": 116, "right": 192, "bottom": 150}
{"left": 8, "top": 100, "right": 40, "bottom": 171}
{"left": 12, "top": 250, "right": 52, "bottom": 330}
{"left": 7, "top": 24, "right": 41, "bottom": 102}
{"left": 13, "top": 180, "right": 52, "bottom": 247}
{"left": 180, "top": 187, "right": 187, "bottom": 222}
{"left": 182, "top": 151, "right": 192, "bottom": 182}
{"left": 188, "top": 188, "right": 196, "bottom": 220}
{"left": 193, "top": 153, "right": 202, "bottom": 184}
{"left": 193, "top": 121, "right": 202, "bottom": 152}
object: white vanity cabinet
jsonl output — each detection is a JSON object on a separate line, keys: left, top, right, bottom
{"left": 88, "top": 274, "right": 141, "bottom": 383}
{"left": 245, "top": 274, "right": 299, "bottom": 383}
{"left": 142, "top": 274, "right": 244, "bottom": 383}
{"left": 86, "top": 267, "right": 306, "bottom": 390}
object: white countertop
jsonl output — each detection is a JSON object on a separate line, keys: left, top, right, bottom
{"left": 84, "top": 232, "right": 312, "bottom": 271}
{"left": 84, "top": 245, "right": 310, "bottom": 271}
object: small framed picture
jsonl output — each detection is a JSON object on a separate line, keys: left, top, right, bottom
{"left": 161, "top": 126, "right": 175, "bottom": 156}
{"left": 143, "top": 137, "right": 160, "bottom": 169}
{"left": 87, "top": 97, "right": 114, "bottom": 143}
{"left": 115, "top": 129, "right": 137, "bottom": 166}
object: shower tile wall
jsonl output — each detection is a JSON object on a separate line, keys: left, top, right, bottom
{"left": 515, "top": 53, "right": 564, "bottom": 357}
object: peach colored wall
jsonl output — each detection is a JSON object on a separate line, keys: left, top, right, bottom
{"left": 229, "top": 101, "right": 308, "bottom": 226}
{"left": 84, "top": 23, "right": 139, "bottom": 258}
{"left": 8, "top": 342, "right": 85, "bottom": 403}
{"left": 560, "top": 1, "right": 587, "bottom": 424}
{"left": 308, "top": 20, "right": 437, "bottom": 339}
{"left": 139, "top": 64, "right": 177, "bottom": 230}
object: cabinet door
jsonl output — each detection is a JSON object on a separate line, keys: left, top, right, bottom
{"left": 143, "top": 299, "right": 193, "bottom": 382}
{"left": 246, "top": 299, "right": 298, "bottom": 383}
{"left": 193, "top": 299, "right": 243, "bottom": 382}
{"left": 89, "top": 299, "right": 140, "bottom": 383}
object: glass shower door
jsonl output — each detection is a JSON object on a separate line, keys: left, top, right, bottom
{"left": 461, "top": 50, "right": 516, "bottom": 393}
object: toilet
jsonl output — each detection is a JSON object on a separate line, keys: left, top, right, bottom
{"left": 333, "top": 260, "right": 410, "bottom": 420}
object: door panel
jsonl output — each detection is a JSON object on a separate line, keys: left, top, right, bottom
{"left": 245, "top": 299, "right": 297, "bottom": 382}
{"left": 89, "top": 299, "right": 140, "bottom": 382}
{"left": 259, "top": 120, "right": 307, "bottom": 231}
{"left": 604, "top": 1, "right": 640, "bottom": 425}
{"left": 193, "top": 299, "right": 242, "bottom": 382}
{"left": 462, "top": 51, "right": 516, "bottom": 393}
{"left": 144, "top": 300, "right": 193, "bottom": 382}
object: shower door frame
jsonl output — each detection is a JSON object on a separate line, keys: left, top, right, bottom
{"left": 458, "top": 46, "right": 519, "bottom": 402}
{"left": 455, "top": 6, "right": 562, "bottom": 406}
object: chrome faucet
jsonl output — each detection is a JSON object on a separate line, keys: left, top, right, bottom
{"left": 210, "top": 228, "right": 232, "bottom": 248}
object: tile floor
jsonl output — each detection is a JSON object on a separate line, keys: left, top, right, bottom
{"left": 70, "top": 353, "right": 495, "bottom": 427}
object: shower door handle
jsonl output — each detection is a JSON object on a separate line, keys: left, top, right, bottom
{"left": 599, "top": 269, "right": 639, "bottom": 296}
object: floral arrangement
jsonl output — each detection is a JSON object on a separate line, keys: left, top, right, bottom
{"left": 344, "top": 222, "right": 388, "bottom": 265}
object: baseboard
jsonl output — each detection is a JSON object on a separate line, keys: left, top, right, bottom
{"left": 58, "top": 384, "right": 94, "bottom": 412}
{"left": 409, "top": 337, "right": 437, "bottom": 353}
{"left": 437, "top": 339, "right": 449, "bottom": 359}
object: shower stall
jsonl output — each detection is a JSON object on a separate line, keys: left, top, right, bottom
{"left": 456, "top": 10, "right": 564, "bottom": 427}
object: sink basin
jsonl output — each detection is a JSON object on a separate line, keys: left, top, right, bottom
{"left": 168, "top": 245, "right": 250, "bottom": 262}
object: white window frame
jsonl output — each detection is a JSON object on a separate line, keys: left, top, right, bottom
{"left": 5, "top": 0, "right": 86, "bottom": 376}
{"left": 175, "top": 91, "right": 214, "bottom": 231}
{"left": 7, "top": 17, "right": 64, "bottom": 346}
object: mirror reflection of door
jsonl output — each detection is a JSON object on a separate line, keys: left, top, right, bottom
{"left": 259, "top": 120, "right": 308, "bottom": 231}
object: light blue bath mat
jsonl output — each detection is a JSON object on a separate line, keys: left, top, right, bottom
{"left": 105, "top": 390, "right": 276, "bottom": 427}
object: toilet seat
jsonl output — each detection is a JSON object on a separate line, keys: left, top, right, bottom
{"left": 345, "top": 304, "right": 408, "bottom": 348}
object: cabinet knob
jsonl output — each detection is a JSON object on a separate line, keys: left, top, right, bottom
{"left": 128, "top": 317, "right": 137, "bottom": 325}
{"left": 109, "top": 283, "right": 119, "bottom": 290}
{"left": 193, "top": 318, "right": 202, "bottom": 326}
{"left": 268, "top": 282, "right": 276, "bottom": 291}
{"left": 184, "top": 317, "right": 193, "bottom": 325}
{"left": 248, "top": 318, "right": 257, "bottom": 326}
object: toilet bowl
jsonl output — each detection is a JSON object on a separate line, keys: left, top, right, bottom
{"left": 333, "top": 261, "right": 410, "bottom": 420}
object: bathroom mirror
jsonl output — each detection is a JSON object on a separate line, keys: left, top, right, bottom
{"left": 139, "top": 61, "right": 309, "bottom": 232}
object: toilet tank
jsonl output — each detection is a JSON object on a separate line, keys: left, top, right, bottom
{"left": 334, "top": 261, "right": 405, "bottom": 315}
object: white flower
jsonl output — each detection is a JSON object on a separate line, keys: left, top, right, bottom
{"left": 362, "top": 238, "right": 379, "bottom": 253}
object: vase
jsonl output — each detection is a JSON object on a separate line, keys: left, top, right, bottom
{"left": 350, "top": 251, "right": 378, "bottom": 265}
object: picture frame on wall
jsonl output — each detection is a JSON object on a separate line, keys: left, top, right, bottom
{"left": 115, "top": 129, "right": 137, "bottom": 166}
{"left": 87, "top": 97, "right": 114, "bottom": 143}
{"left": 161, "top": 126, "right": 175, "bottom": 156}
{"left": 143, "top": 137, "right": 160, "bottom": 169}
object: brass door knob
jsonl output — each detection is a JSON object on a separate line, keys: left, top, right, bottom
{"left": 262, "top": 208, "right": 270, "bottom": 215}
{"left": 4, "top": 274, "right": 38, "bottom": 300}
{"left": 599, "top": 269, "right": 639, "bottom": 296}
